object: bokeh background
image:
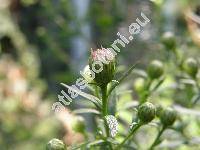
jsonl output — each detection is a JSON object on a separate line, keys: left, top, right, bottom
{"left": 0, "top": 0, "right": 200, "bottom": 149}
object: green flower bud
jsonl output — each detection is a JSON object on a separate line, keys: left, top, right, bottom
{"left": 147, "top": 60, "right": 164, "bottom": 79}
{"left": 89, "top": 48, "right": 116, "bottom": 87}
{"left": 138, "top": 102, "right": 156, "bottom": 123}
{"left": 161, "top": 32, "right": 176, "bottom": 51}
{"left": 46, "top": 138, "right": 66, "bottom": 150}
{"left": 133, "top": 77, "right": 146, "bottom": 93}
{"left": 183, "top": 58, "right": 198, "bottom": 78}
{"left": 160, "top": 107, "right": 177, "bottom": 127}
{"left": 72, "top": 116, "right": 86, "bottom": 133}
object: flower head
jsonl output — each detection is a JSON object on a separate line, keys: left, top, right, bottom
{"left": 89, "top": 47, "right": 116, "bottom": 87}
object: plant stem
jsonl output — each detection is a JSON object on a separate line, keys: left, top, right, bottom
{"left": 116, "top": 122, "right": 143, "bottom": 150}
{"left": 140, "top": 78, "right": 152, "bottom": 104}
{"left": 149, "top": 126, "right": 166, "bottom": 150}
{"left": 101, "top": 85, "right": 109, "bottom": 137}
{"left": 101, "top": 85, "right": 108, "bottom": 116}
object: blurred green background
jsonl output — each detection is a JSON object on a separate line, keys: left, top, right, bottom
{"left": 0, "top": 0, "right": 200, "bottom": 149}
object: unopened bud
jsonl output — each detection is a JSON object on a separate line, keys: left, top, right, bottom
{"left": 161, "top": 32, "right": 176, "bottom": 51}
{"left": 147, "top": 60, "right": 164, "bottom": 79}
{"left": 183, "top": 58, "right": 198, "bottom": 78}
{"left": 138, "top": 102, "right": 156, "bottom": 123}
{"left": 160, "top": 107, "right": 177, "bottom": 127}
{"left": 133, "top": 77, "right": 146, "bottom": 93}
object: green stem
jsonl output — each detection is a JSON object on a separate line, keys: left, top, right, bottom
{"left": 140, "top": 78, "right": 152, "bottom": 104}
{"left": 149, "top": 126, "right": 166, "bottom": 150}
{"left": 116, "top": 122, "right": 143, "bottom": 150}
{"left": 101, "top": 85, "right": 108, "bottom": 116}
{"left": 101, "top": 85, "right": 112, "bottom": 149}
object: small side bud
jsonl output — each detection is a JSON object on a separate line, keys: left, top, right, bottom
{"left": 183, "top": 58, "right": 198, "bottom": 78}
{"left": 138, "top": 102, "right": 156, "bottom": 123}
{"left": 161, "top": 32, "right": 176, "bottom": 51}
{"left": 147, "top": 60, "right": 164, "bottom": 79}
{"left": 160, "top": 107, "right": 177, "bottom": 127}
{"left": 46, "top": 138, "right": 66, "bottom": 150}
{"left": 72, "top": 116, "right": 86, "bottom": 133}
{"left": 155, "top": 105, "right": 163, "bottom": 118}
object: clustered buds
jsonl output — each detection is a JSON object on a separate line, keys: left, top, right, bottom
{"left": 138, "top": 102, "right": 156, "bottom": 123}
{"left": 46, "top": 138, "right": 66, "bottom": 150}
{"left": 147, "top": 60, "right": 164, "bottom": 79}
{"left": 160, "top": 107, "right": 177, "bottom": 127}
{"left": 161, "top": 32, "right": 176, "bottom": 51}
{"left": 183, "top": 58, "right": 198, "bottom": 78}
{"left": 89, "top": 48, "right": 116, "bottom": 87}
{"left": 72, "top": 116, "right": 86, "bottom": 133}
{"left": 105, "top": 115, "right": 118, "bottom": 137}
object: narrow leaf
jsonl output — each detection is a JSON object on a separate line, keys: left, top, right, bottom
{"left": 61, "top": 83, "right": 102, "bottom": 109}
{"left": 73, "top": 108, "right": 100, "bottom": 115}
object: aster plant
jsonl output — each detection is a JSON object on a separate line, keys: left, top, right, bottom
{"left": 47, "top": 42, "right": 200, "bottom": 149}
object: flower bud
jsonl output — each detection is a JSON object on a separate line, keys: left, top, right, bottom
{"left": 147, "top": 60, "right": 164, "bottom": 79}
{"left": 161, "top": 32, "right": 176, "bottom": 51}
{"left": 133, "top": 77, "right": 146, "bottom": 93}
{"left": 160, "top": 107, "right": 177, "bottom": 127}
{"left": 138, "top": 102, "right": 156, "bottom": 123}
{"left": 72, "top": 116, "right": 86, "bottom": 133}
{"left": 89, "top": 48, "right": 116, "bottom": 87}
{"left": 46, "top": 138, "right": 66, "bottom": 150}
{"left": 183, "top": 58, "right": 198, "bottom": 78}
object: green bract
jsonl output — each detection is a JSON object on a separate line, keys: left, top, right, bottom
{"left": 147, "top": 60, "right": 164, "bottom": 79}
{"left": 89, "top": 48, "right": 116, "bottom": 87}
{"left": 46, "top": 138, "right": 66, "bottom": 150}
{"left": 138, "top": 102, "right": 156, "bottom": 123}
{"left": 160, "top": 107, "right": 177, "bottom": 127}
{"left": 183, "top": 58, "right": 198, "bottom": 78}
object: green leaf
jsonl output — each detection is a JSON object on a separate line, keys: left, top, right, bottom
{"left": 191, "top": 93, "right": 200, "bottom": 105}
{"left": 61, "top": 83, "right": 102, "bottom": 109}
{"left": 87, "top": 140, "right": 105, "bottom": 147}
{"left": 108, "top": 90, "right": 117, "bottom": 115}
{"left": 133, "top": 69, "right": 148, "bottom": 78}
{"left": 150, "top": 76, "right": 165, "bottom": 92}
